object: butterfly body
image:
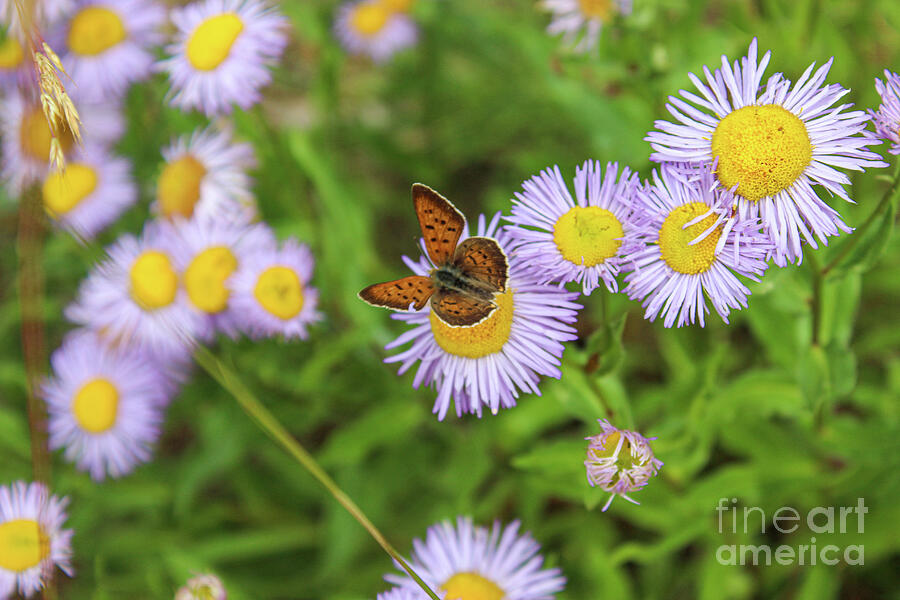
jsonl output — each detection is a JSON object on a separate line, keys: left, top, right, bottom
{"left": 359, "top": 184, "right": 509, "bottom": 327}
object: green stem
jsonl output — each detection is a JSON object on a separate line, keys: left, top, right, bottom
{"left": 807, "top": 251, "right": 823, "bottom": 347}
{"left": 193, "top": 347, "right": 441, "bottom": 600}
{"left": 821, "top": 161, "right": 900, "bottom": 276}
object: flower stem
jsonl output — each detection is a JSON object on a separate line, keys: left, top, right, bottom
{"left": 193, "top": 346, "right": 441, "bottom": 600}
{"left": 821, "top": 160, "right": 900, "bottom": 277}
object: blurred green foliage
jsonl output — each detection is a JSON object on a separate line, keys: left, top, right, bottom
{"left": 1, "top": 0, "right": 899, "bottom": 598}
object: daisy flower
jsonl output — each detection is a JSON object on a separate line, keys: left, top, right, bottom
{"left": 229, "top": 238, "right": 322, "bottom": 339}
{"left": 0, "top": 481, "right": 73, "bottom": 599}
{"left": 505, "top": 160, "right": 641, "bottom": 295}
{"left": 41, "top": 144, "right": 136, "bottom": 240}
{"left": 167, "top": 217, "right": 277, "bottom": 339}
{"left": 0, "top": 0, "right": 73, "bottom": 34}
{"left": 1, "top": 91, "right": 124, "bottom": 193}
{"left": 175, "top": 573, "right": 227, "bottom": 600}
{"left": 334, "top": 0, "right": 418, "bottom": 64}
{"left": 60, "top": 0, "right": 165, "bottom": 103}
{"left": 384, "top": 213, "right": 581, "bottom": 420}
{"left": 376, "top": 589, "right": 422, "bottom": 600}
{"left": 0, "top": 27, "right": 31, "bottom": 89}
{"left": 541, "top": 0, "right": 631, "bottom": 53}
{"left": 153, "top": 126, "right": 258, "bottom": 225}
{"left": 386, "top": 517, "right": 565, "bottom": 600}
{"left": 41, "top": 330, "right": 170, "bottom": 480}
{"left": 623, "top": 164, "right": 771, "bottom": 328}
{"left": 64, "top": 222, "right": 203, "bottom": 360}
{"left": 646, "top": 38, "right": 887, "bottom": 265}
{"left": 869, "top": 69, "right": 900, "bottom": 155}
{"left": 584, "top": 419, "right": 663, "bottom": 511}
{"left": 159, "top": 0, "right": 288, "bottom": 116}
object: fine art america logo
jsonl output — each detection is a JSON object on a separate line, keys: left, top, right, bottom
{"left": 715, "top": 498, "right": 867, "bottom": 566}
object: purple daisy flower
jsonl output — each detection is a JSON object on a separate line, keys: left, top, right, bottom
{"left": 869, "top": 69, "right": 900, "bottom": 155}
{"left": 175, "top": 574, "right": 227, "bottom": 600}
{"left": 0, "top": 481, "right": 73, "bottom": 598}
{"left": 334, "top": 0, "right": 418, "bottom": 64}
{"left": 505, "top": 160, "right": 642, "bottom": 295}
{"left": 167, "top": 217, "right": 277, "bottom": 339}
{"left": 645, "top": 38, "right": 887, "bottom": 265}
{"left": 153, "top": 126, "right": 258, "bottom": 225}
{"left": 541, "top": 0, "right": 631, "bottom": 53}
{"left": 385, "top": 516, "right": 565, "bottom": 600}
{"left": 585, "top": 419, "right": 663, "bottom": 512}
{"left": 0, "top": 29, "right": 32, "bottom": 89}
{"left": 60, "top": 0, "right": 165, "bottom": 103}
{"left": 384, "top": 213, "right": 581, "bottom": 420}
{"left": 41, "top": 330, "right": 170, "bottom": 480}
{"left": 229, "top": 238, "right": 322, "bottom": 340}
{"left": 623, "top": 164, "right": 771, "bottom": 328}
{"left": 0, "top": 0, "right": 73, "bottom": 34}
{"left": 159, "top": 0, "right": 289, "bottom": 116}
{"left": 41, "top": 143, "right": 136, "bottom": 240}
{"left": 376, "top": 589, "right": 422, "bottom": 600}
{"left": 64, "top": 222, "right": 204, "bottom": 361}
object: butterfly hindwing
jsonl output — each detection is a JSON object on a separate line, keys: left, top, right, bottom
{"left": 453, "top": 236, "right": 508, "bottom": 293}
{"left": 359, "top": 276, "right": 434, "bottom": 311}
{"left": 431, "top": 288, "right": 497, "bottom": 327}
{"left": 412, "top": 183, "right": 466, "bottom": 266}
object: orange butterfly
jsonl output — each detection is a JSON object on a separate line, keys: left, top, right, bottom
{"left": 359, "top": 184, "right": 509, "bottom": 327}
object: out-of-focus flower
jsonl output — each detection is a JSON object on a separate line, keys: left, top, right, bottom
{"left": 869, "top": 69, "right": 900, "bottom": 156}
{"left": 41, "top": 144, "right": 136, "bottom": 239}
{"left": 505, "top": 160, "right": 641, "bottom": 295}
{"left": 386, "top": 516, "right": 565, "bottom": 600}
{"left": 167, "top": 218, "right": 277, "bottom": 339}
{"left": 153, "top": 126, "right": 258, "bottom": 225}
{"left": 623, "top": 164, "right": 771, "bottom": 328}
{"left": 0, "top": 0, "right": 73, "bottom": 34}
{"left": 0, "top": 27, "right": 30, "bottom": 88}
{"left": 540, "top": 0, "right": 631, "bottom": 53}
{"left": 159, "top": 0, "right": 288, "bottom": 116}
{"left": 230, "top": 238, "right": 322, "bottom": 340}
{"left": 175, "top": 573, "right": 227, "bottom": 600}
{"left": 646, "top": 38, "right": 887, "bottom": 265}
{"left": 60, "top": 0, "right": 164, "bottom": 103}
{"left": 334, "top": 0, "right": 418, "bottom": 63}
{"left": 384, "top": 213, "right": 580, "bottom": 420}
{"left": 42, "top": 330, "right": 169, "bottom": 480}
{"left": 65, "top": 223, "right": 203, "bottom": 360}
{"left": 0, "top": 481, "right": 73, "bottom": 598}
{"left": 584, "top": 419, "right": 663, "bottom": 512}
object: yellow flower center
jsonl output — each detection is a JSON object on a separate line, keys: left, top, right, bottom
{"left": 72, "top": 378, "right": 119, "bottom": 433}
{"left": 0, "top": 519, "right": 49, "bottom": 573}
{"left": 710, "top": 104, "right": 813, "bottom": 202}
{"left": 553, "top": 206, "right": 624, "bottom": 267}
{"left": 42, "top": 163, "right": 99, "bottom": 216}
{"left": 184, "top": 246, "right": 238, "bottom": 314}
{"left": 67, "top": 6, "right": 127, "bottom": 56}
{"left": 157, "top": 155, "right": 207, "bottom": 219}
{"left": 254, "top": 266, "right": 304, "bottom": 320}
{"left": 187, "top": 13, "right": 244, "bottom": 71}
{"left": 441, "top": 572, "right": 505, "bottom": 600}
{"left": 657, "top": 202, "right": 722, "bottom": 275}
{"left": 20, "top": 107, "right": 74, "bottom": 162}
{"left": 0, "top": 35, "right": 24, "bottom": 69}
{"left": 130, "top": 250, "right": 179, "bottom": 310}
{"left": 350, "top": 1, "right": 390, "bottom": 36}
{"left": 578, "top": 0, "right": 613, "bottom": 19}
{"left": 429, "top": 288, "right": 514, "bottom": 358}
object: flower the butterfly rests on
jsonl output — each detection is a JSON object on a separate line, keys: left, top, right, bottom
{"left": 359, "top": 183, "right": 510, "bottom": 328}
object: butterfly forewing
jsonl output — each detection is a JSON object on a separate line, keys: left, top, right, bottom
{"left": 412, "top": 183, "right": 465, "bottom": 266}
{"left": 359, "top": 276, "right": 435, "bottom": 311}
{"left": 431, "top": 288, "right": 496, "bottom": 327}
{"left": 453, "top": 237, "right": 508, "bottom": 292}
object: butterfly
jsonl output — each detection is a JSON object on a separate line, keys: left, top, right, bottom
{"left": 359, "top": 183, "right": 509, "bottom": 327}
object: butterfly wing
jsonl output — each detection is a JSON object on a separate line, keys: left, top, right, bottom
{"left": 359, "top": 276, "right": 434, "bottom": 311}
{"left": 431, "top": 287, "right": 497, "bottom": 327}
{"left": 412, "top": 183, "right": 466, "bottom": 266}
{"left": 453, "top": 237, "right": 508, "bottom": 292}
